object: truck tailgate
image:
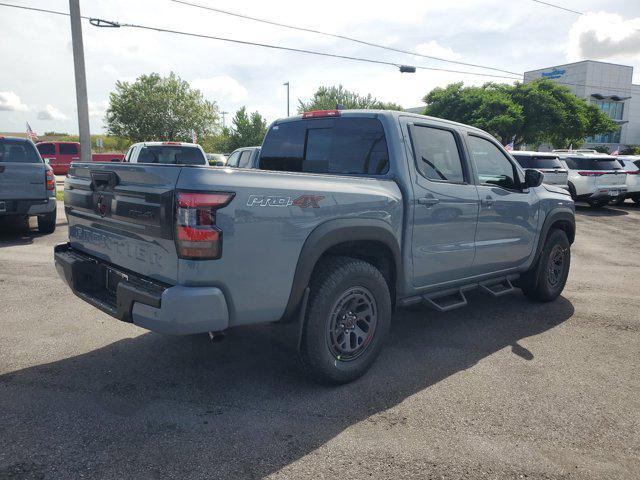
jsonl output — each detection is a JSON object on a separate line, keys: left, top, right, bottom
{"left": 64, "top": 163, "right": 181, "bottom": 284}
{"left": 0, "top": 163, "right": 46, "bottom": 200}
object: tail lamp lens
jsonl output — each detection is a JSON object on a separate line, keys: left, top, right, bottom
{"left": 175, "top": 192, "right": 234, "bottom": 259}
{"left": 45, "top": 168, "right": 55, "bottom": 190}
{"left": 577, "top": 171, "right": 604, "bottom": 176}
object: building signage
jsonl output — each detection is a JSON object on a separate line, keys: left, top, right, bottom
{"left": 541, "top": 68, "right": 566, "bottom": 79}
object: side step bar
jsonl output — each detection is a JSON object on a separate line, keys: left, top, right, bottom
{"left": 400, "top": 274, "right": 520, "bottom": 312}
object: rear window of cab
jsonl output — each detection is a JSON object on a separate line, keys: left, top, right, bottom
{"left": 512, "top": 155, "right": 563, "bottom": 169}
{"left": 0, "top": 138, "right": 41, "bottom": 163}
{"left": 136, "top": 145, "right": 206, "bottom": 165}
{"left": 259, "top": 117, "right": 389, "bottom": 175}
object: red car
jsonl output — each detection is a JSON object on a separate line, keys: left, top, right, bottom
{"left": 35, "top": 141, "right": 125, "bottom": 175}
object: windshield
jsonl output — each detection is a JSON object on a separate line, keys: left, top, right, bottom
{"left": 564, "top": 157, "right": 622, "bottom": 171}
{"left": 0, "top": 139, "right": 42, "bottom": 163}
{"left": 513, "top": 155, "right": 563, "bottom": 169}
{"left": 137, "top": 145, "right": 206, "bottom": 165}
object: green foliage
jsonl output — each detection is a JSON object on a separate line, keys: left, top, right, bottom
{"left": 592, "top": 145, "right": 611, "bottom": 153}
{"left": 105, "top": 72, "right": 219, "bottom": 143}
{"left": 200, "top": 107, "right": 267, "bottom": 153}
{"left": 620, "top": 145, "right": 640, "bottom": 155}
{"left": 423, "top": 79, "right": 618, "bottom": 148}
{"left": 298, "top": 85, "right": 403, "bottom": 112}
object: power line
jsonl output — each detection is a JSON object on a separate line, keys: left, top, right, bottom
{"left": 530, "top": 0, "right": 583, "bottom": 15}
{"left": 171, "top": 0, "right": 523, "bottom": 77}
{"left": 0, "top": 2, "right": 521, "bottom": 80}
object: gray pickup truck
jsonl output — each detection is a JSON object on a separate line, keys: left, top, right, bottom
{"left": 1, "top": 136, "right": 57, "bottom": 233}
{"left": 54, "top": 110, "right": 575, "bottom": 383}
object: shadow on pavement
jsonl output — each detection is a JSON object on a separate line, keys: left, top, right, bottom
{"left": 0, "top": 293, "right": 574, "bottom": 478}
{"left": 574, "top": 204, "right": 629, "bottom": 217}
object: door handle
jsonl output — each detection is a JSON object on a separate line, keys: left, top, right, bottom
{"left": 481, "top": 196, "right": 494, "bottom": 207}
{"left": 418, "top": 196, "right": 440, "bottom": 207}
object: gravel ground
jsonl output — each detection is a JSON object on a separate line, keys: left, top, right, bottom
{"left": 0, "top": 201, "right": 638, "bottom": 479}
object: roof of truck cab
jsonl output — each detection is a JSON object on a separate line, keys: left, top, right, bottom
{"left": 510, "top": 151, "right": 560, "bottom": 157}
{"left": 273, "top": 109, "right": 492, "bottom": 136}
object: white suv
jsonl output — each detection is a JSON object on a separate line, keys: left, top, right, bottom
{"left": 614, "top": 156, "right": 640, "bottom": 205}
{"left": 511, "top": 151, "right": 568, "bottom": 189}
{"left": 557, "top": 153, "right": 627, "bottom": 208}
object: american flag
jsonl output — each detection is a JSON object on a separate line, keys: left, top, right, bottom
{"left": 26, "top": 122, "right": 38, "bottom": 142}
{"left": 504, "top": 141, "right": 514, "bottom": 151}
{"left": 611, "top": 147, "right": 620, "bottom": 156}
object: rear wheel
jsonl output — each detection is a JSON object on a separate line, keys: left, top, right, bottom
{"left": 299, "top": 256, "right": 391, "bottom": 384}
{"left": 588, "top": 199, "right": 607, "bottom": 208}
{"left": 37, "top": 206, "right": 57, "bottom": 234}
{"left": 520, "top": 229, "right": 570, "bottom": 302}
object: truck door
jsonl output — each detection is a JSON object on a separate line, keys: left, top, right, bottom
{"left": 464, "top": 133, "right": 539, "bottom": 272}
{"left": 404, "top": 120, "right": 480, "bottom": 287}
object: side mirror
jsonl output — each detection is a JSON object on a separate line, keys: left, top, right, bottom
{"left": 524, "top": 168, "right": 544, "bottom": 188}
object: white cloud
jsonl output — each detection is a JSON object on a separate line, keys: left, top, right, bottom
{"left": 568, "top": 12, "right": 640, "bottom": 62}
{"left": 414, "top": 41, "right": 462, "bottom": 61}
{"left": 89, "top": 100, "right": 109, "bottom": 118}
{"left": 191, "top": 76, "right": 249, "bottom": 103}
{"left": 0, "top": 91, "right": 29, "bottom": 112}
{"left": 37, "top": 105, "right": 69, "bottom": 121}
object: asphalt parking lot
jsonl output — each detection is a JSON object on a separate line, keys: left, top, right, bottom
{"left": 1, "top": 202, "right": 639, "bottom": 479}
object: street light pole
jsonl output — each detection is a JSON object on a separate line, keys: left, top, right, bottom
{"left": 69, "top": 0, "right": 91, "bottom": 163}
{"left": 220, "top": 111, "right": 228, "bottom": 128}
{"left": 283, "top": 82, "right": 290, "bottom": 116}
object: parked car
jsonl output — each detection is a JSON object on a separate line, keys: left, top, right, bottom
{"left": 226, "top": 146, "right": 261, "bottom": 168}
{"left": 35, "top": 141, "right": 124, "bottom": 175}
{"left": 0, "top": 136, "right": 57, "bottom": 233}
{"left": 54, "top": 110, "right": 575, "bottom": 384}
{"left": 613, "top": 155, "right": 640, "bottom": 205}
{"left": 556, "top": 153, "right": 627, "bottom": 208}
{"left": 206, "top": 153, "right": 227, "bottom": 166}
{"left": 511, "top": 151, "right": 568, "bottom": 189}
{"left": 123, "top": 141, "right": 208, "bottom": 165}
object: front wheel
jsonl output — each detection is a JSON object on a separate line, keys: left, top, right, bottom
{"left": 299, "top": 256, "right": 391, "bottom": 384}
{"left": 520, "top": 229, "right": 571, "bottom": 302}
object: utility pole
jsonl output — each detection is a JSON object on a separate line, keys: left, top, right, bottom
{"left": 283, "top": 82, "right": 290, "bottom": 116}
{"left": 220, "top": 111, "right": 228, "bottom": 128}
{"left": 69, "top": 0, "right": 91, "bottom": 162}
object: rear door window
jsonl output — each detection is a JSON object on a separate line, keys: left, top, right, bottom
{"left": 226, "top": 151, "right": 241, "bottom": 167}
{"left": 409, "top": 125, "right": 465, "bottom": 183}
{"left": 59, "top": 143, "right": 79, "bottom": 155}
{"left": 0, "top": 139, "right": 42, "bottom": 163}
{"left": 36, "top": 143, "right": 55, "bottom": 156}
{"left": 260, "top": 117, "right": 389, "bottom": 175}
{"left": 136, "top": 146, "right": 206, "bottom": 165}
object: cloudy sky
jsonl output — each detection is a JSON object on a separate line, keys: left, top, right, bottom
{"left": 1, "top": 0, "right": 639, "bottom": 134}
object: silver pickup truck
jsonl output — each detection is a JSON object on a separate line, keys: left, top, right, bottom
{"left": 1, "top": 136, "right": 57, "bottom": 233}
{"left": 54, "top": 110, "right": 575, "bottom": 383}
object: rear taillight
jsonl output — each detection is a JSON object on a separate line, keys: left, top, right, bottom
{"left": 626, "top": 170, "right": 640, "bottom": 175}
{"left": 45, "top": 168, "right": 55, "bottom": 190}
{"left": 175, "top": 192, "right": 234, "bottom": 259}
{"left": 577, "top": 171, "right": 605, "bottom": 176}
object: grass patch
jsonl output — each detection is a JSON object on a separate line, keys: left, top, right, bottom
{"left": 56, "top": 190, "right": 64, "bottom": 201}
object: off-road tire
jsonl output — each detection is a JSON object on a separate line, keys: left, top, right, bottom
{"left": 520, "top": 229, "right": 570, "bottom": 302}
{"left": 299, "top": 256, "right": 391, "bottom": 384}
{"left": 37, "top": 207, "right": 56, "bottom": 234}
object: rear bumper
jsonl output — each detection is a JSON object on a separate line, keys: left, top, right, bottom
{"left": 54, "top": 243, "right": 229, "bottom": 335}
{"left": 576, "top": 187, "right": 627, "bottom": 201}
{"left": 0, "top": 198, "right": 55, "bottom": 216}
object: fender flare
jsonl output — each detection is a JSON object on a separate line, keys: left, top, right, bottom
{"left": 531, "top": 207, "right": 575, "bottom": 267}
{"left": 280, "top": 218, "right": 402, "bottom": 321}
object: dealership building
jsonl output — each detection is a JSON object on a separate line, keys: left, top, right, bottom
{"left": 524, "top": 60, "right": 640, "bottom": 149}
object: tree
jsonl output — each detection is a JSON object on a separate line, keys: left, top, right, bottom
{"left": 201, "top": 107, "right": 267, "bottom": 153}
{"left": 423, "top": 79, "right": 618, "bottom": 148}
{"left": 105, "top": 72, "right": 219, "bottom": 143}
{"left": 298, "top": 85, "right": 403, "bottom": 112}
